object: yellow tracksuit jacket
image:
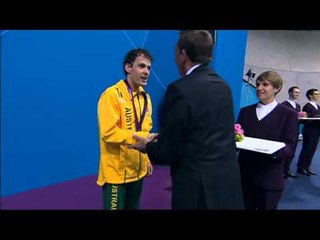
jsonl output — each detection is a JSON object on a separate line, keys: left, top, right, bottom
{"left": 97, "top": 80, "right": 153, "bottom": 185}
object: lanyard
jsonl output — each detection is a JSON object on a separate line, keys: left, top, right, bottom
{"left": 124, "top": 80, "right": 148, "bottom": 131}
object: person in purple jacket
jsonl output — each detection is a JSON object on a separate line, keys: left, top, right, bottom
{"left": 237, "top": 71, "right": 298, "bottom": 210}
{"left": 296, "top": 88, "right": 320, "bottom": 176}
{"left": 281, "top": 86, "right": 302, "bottom": 179}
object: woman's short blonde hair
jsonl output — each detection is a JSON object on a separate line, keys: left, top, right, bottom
{"left": 256, "top": 71, "right": 283, "bottom": 95}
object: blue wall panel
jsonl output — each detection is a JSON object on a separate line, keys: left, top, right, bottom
{"left": 1, "top": 30, "right": 179, "bottom": 196}
{"left": 240, "top": 81, "right": 259, "bottom": 108}
{"left": 212, "top": 30, "right": 248, "bottom": 118}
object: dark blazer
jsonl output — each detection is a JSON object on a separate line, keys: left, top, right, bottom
{"left": 146, "top": 64, "right": 243, "bottom": 209}
{"left": 297, "top": 102, "right": 320, "bottom": 170}
{"left": 301, "top": 103, "right": 320, "bottom": 137}
{"left": 281, "top": 100, "right": 301, "bottom": 112}
{"left": 281, "top": 100, "right": 300, "bottom": 161}
{"left": 237, "top": 104, "right": 298, "bottom": 190}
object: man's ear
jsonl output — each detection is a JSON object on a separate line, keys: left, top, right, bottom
{"left": 125, "top": 63, "right": 132, "bottom": 74}
{"left": 179, "top": 49, "right": 190, "bottom": 64}
{"left": 180, "top": 49, "right": 187, "bottom": 62}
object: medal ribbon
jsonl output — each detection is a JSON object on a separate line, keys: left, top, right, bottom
{"left": 124, "top": 80, "right": 148, "bottom": 131}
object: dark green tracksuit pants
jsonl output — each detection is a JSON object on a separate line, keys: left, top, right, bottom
{"left": 102, "top": 179, "right": 144, "bottom": 210}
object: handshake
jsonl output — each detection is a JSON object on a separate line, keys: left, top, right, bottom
{"left": 128, "top": 133, "right": 158, "bottom": 153}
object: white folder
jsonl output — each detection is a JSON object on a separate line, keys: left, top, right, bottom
{"left": 236, "top": 137, "right": 285, "bottom": 154}
{"left": 299, "top": 117, "right": 320, "bottom": 121}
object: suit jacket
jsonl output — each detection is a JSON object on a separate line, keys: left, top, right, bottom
{"left": 237, "top": 104, "right": 298, "bottom": 190}
{"left": 146, "top": 64, "right": 243, "bottom": 209}
{"left": 301, "top": 102, "right": 320, "bottom": 137}
{"left": 281, "top": 100, "right": 301, "bottom": 112}
{"left": 281, "top": 100, "right": 300, "bottom": 149}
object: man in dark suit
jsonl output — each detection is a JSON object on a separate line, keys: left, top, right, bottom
{"left": 281, "top": 86, "right": 302, "bottom": 178}
{"left": 129, "top": 30, "right": 243, "bottom": 209}
{"left": 296, "top": 88, "right": 320, "bottom": 176}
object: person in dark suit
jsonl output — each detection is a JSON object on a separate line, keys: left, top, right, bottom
{"left": 296, "top": 88, "right": 320, "bottom": 176}
{"left": 129, "top": 30, "right": 243, "bottom": 209}
{"left": 281, "top": 86, "right": 302, "bottom": 178}
{"left": 237, "top": 71, "right": 298, "bottom": 210}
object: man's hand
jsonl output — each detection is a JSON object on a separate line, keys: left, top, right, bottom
{"left": 147, "top": 162, "right": 153, "bottom": 176}
{"left": 147, "top": 133, "right": 158, "bottom": 142}
{"left": 128, "top": 134, "right": 148, "bottom": 152}
{"left": 128, "top": 133, "right": 158, "bottom": 153}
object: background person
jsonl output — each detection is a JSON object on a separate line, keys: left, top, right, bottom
{"left": 237, "top": 71, "right": 298, "bottom": 210}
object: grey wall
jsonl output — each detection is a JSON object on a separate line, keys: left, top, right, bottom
{"left": 243, "top": 30, "right": 320, "bottom": 106}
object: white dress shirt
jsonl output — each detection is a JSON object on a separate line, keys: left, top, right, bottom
{"left": 256, "top": 100, "right": 278, "bottom": 121}
{"left": 286, "top": 99, "right": 296, "bottom": 109}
